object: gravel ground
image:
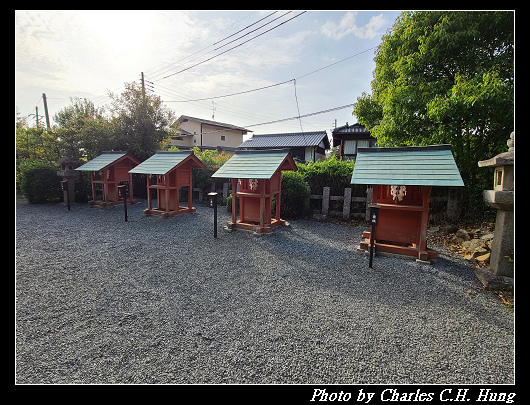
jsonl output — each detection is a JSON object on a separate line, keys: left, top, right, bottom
{"left": 15, "top": 199, "right": 514, "bottom": 384}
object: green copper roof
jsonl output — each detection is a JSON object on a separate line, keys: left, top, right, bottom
{"left": 129, "top": 151, "right": 204, "bottom": 175}
{"left": 211, "top": 149, "right": 296, "bottom": 179}
{"left": 350, "top": 145, "right": 464, "bottom": 187}
{"left": 76, "top": 152, "right": 128, "bottom": 172}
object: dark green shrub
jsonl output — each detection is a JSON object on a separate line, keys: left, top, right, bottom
{"left": 19, "top": 161, "right": 62, "bottom": 204}
{"left": 225, "top": 194, "right": 239, "bottom": 212}
{"left": 73, "top": 170, "right": 91, "bottom": 203}
{"left": 297, "top": 155, "right": 355, "bottom": 195}
{"left": 280, "top": 171, "right": 310, "bottom": 219}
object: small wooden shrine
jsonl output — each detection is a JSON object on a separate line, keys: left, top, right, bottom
{"left": 129, "top": 151, "right": 206, "bottom": 218}
{"left": 76, "top": 151, "right": 140, "bottom": 207}
{"left": 351, "top": 145, "right": 464, "bottom": 262}
{"left": 211, "top": 149, "right": 297, "bottom": 233}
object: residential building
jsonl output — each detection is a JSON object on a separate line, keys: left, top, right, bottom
{"left": 168, "top": 115, "right": 252, "bottom": 153}
{"left": 331, "top": 122, "right": 377, "bottom": 160}
{"left": 238, "top": 131, "right": 330, "bottom": 162}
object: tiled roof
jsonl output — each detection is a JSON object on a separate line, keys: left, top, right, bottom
{"left": 333, "top": 123, "right": 369, "bottom": 134}
{"left": 351, "top": 145, "right": 464, "bottom": 187}
{"left": 176, "top": 115, "right": 251, "bottom": 133}
{"left": 76, "top": 152, "right": 128, "bottom": 172}
{"left": 211, "top": 149, "right": 296, "bottom": 179}
{"left": 129, "top": 151, "right": 205, "bottom": 175}
{"left": 238, "top": 131, "right": 329, "bottom": 149}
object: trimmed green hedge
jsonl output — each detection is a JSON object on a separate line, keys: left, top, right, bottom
{"left": 280, "top": 171, "right": 310, "bottom": 219}
{"left": 18, "top": 161, "right": 62, "bottom": 204}
{"left": 296, "top": 155, "right": 355, "bottom": 195}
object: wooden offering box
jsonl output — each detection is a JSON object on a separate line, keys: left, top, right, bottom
{"left": 351, "top": 145, "right": 464, "bottom": 262}
{"left": 76, "top": 151, "right": 140, "bottom": 207}
{"left": 211, "top": 149, "right": 297, "bottom": 234}
{"left": 129, "top": 151, "right": 206, "bottom": 218}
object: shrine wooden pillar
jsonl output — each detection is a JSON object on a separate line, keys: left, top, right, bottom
{"left": 90, "top": 171, "right": 96, "bottom": 203}
{"left": 147, "top": 175, "right": 152, "bottom": 211}
{"left": 418, "top": 186, "right": 431, "bottom": 256}
{"left": 231, "top": 178, "right": 238, "bottom": 224}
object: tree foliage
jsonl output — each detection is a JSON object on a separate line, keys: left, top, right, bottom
{"left": 18, "top": 161, "right": 61, "bottom": 204}
{"left": 353, "top": 11, "right": 514, "bottom": 218}
{"left": 108, "top": 82, "right": 175, "bottom": 161}
{"left": 280, "top": 171, "right": 310, "bottom": 219}
{"left": 188, "top": 146, "right": 232, "bottom": 191}
{"left": 17, "top": 84, "right": 175, "bottom": 162}
{"left": 53, "top": 97, "right": 109, "bottom": 161}
{"left": 16, "top": 126, "right": 61, "bottom": 165}
{"left": 297, "top": 153, "right": 355, "bottom": 195}
{"left": 16, "top": 84, "right": 176, "bottom": 201}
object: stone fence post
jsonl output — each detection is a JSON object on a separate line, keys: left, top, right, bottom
{"left": 322, "top": 187, "right": 330, "bottom": 215}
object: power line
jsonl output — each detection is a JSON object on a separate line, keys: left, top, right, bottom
{"left": 151, "top": 12, "right": 294, "bottom": 81}
{"left": 162, "top": 79, "right": 294, "bottom": 103}
{"left": 151, "top": 79, "right": 314, "bottom": 129}
{"left": 212, "top": 11, "right": 291, "bottom": 52}
{"left": 212, "top": 11, "right": 278, "bottom": 46}
{"left": 144, "top": 11, "right": 259, "bottom": 79}
{"left": 197, "top": 103, "right": 355, "bottom": 134}
{"left": 245, "top": 104, "right": 354, "bottom": 128}
{"left": 293, "top": 79, "right": 304, "bottom": 133}
{"left": 162, "top": 11, "right": 307, "bottom": 80}
{"left": 295, "top": 46, "right": 377, "bottom": 80}
{"left": 153, "top": 45, "right": 376, "bottom": 104}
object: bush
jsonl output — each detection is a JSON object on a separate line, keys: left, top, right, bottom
{"left": 19, "top": 161, "right": 62, "bottom": 204}
{"left": 297, "top": 154, "right": 355, "bottom": 195}
{"left": 225, "top": 194, "right": 239, "bottom": 212}
{"left": 280, "top": 171, "right": 310, "bottom": 219}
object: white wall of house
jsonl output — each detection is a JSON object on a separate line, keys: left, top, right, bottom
{"left": 172, "top": 119, "right": 244, "bottom": 149}
{"left": 201, "top": 123, "right": 243, "bottom": 149}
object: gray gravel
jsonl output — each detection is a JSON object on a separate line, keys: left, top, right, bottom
{"left": 15, "top": 199, "right": 514, "bottom": 384}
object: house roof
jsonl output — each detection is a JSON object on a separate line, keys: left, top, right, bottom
{"left": 238, "top": 131, "right": 329, "bottom": 149}
{"left": 129, "top": 151, "right": 205, "bottom": 175}
{"left": 332, "top": 123, "right": 370, "bottom": 134}
{"left": 176, "top": 115, "right": 251, "bottom": 133}
{"left": 350, "top": 144, "right": 464, "bottom": 187}
{"left": 76, "top": 151, "right": 132, "bottom": 172}
{"left": 211, "top": 149, "right": 297, "bottom": 179}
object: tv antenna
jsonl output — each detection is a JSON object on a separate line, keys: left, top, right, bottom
{"left": 211, "top": 101, "right": 217, "bottom": 121}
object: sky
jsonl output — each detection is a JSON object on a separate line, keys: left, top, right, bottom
{"left": 15, "top": 10, "right": 402, "bottom": 140}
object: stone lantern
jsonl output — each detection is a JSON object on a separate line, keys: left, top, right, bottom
{"left": 57, "top": 149, "right": 80, "bottom": 205}
{"left": 477, "top": 131, "right": 514, "bottom": 280}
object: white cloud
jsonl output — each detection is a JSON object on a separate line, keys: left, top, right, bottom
{"left": 15, "top": 10, "right": 397, "bottom": 133}
{"left": 321, "top": 11, "right": 387, "bottom": 40}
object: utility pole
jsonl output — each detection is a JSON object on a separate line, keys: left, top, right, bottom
{"left": 141, "top": 72, "right": 146, "bottom": 99}
{"left": 35, "top": 106, "right": 39, "bottom": 128}
{"left": 42, "top": 93, "right": 51, "bottom": 130}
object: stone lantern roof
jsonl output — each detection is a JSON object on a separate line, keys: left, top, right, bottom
{"left": 478, "top": 151, "right": 514, "bottom": 168}
{"left": 57, "top": 149, "right": 80, "bottom": 166}
{"left": 478, "top": 131, "right": 515, "bottom": 168}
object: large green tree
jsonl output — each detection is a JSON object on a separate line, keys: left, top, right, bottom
{"left": 353, "top": 11, "right": 514, "bottom": 218}
{"left": 53, "top": 97, "right": 109, "bottom": 160}
{"left": 108, "top": 82, "right": 176, "bottom": 161}
{"left": 49, "top": 84, "right": 176, "bottom": 162}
